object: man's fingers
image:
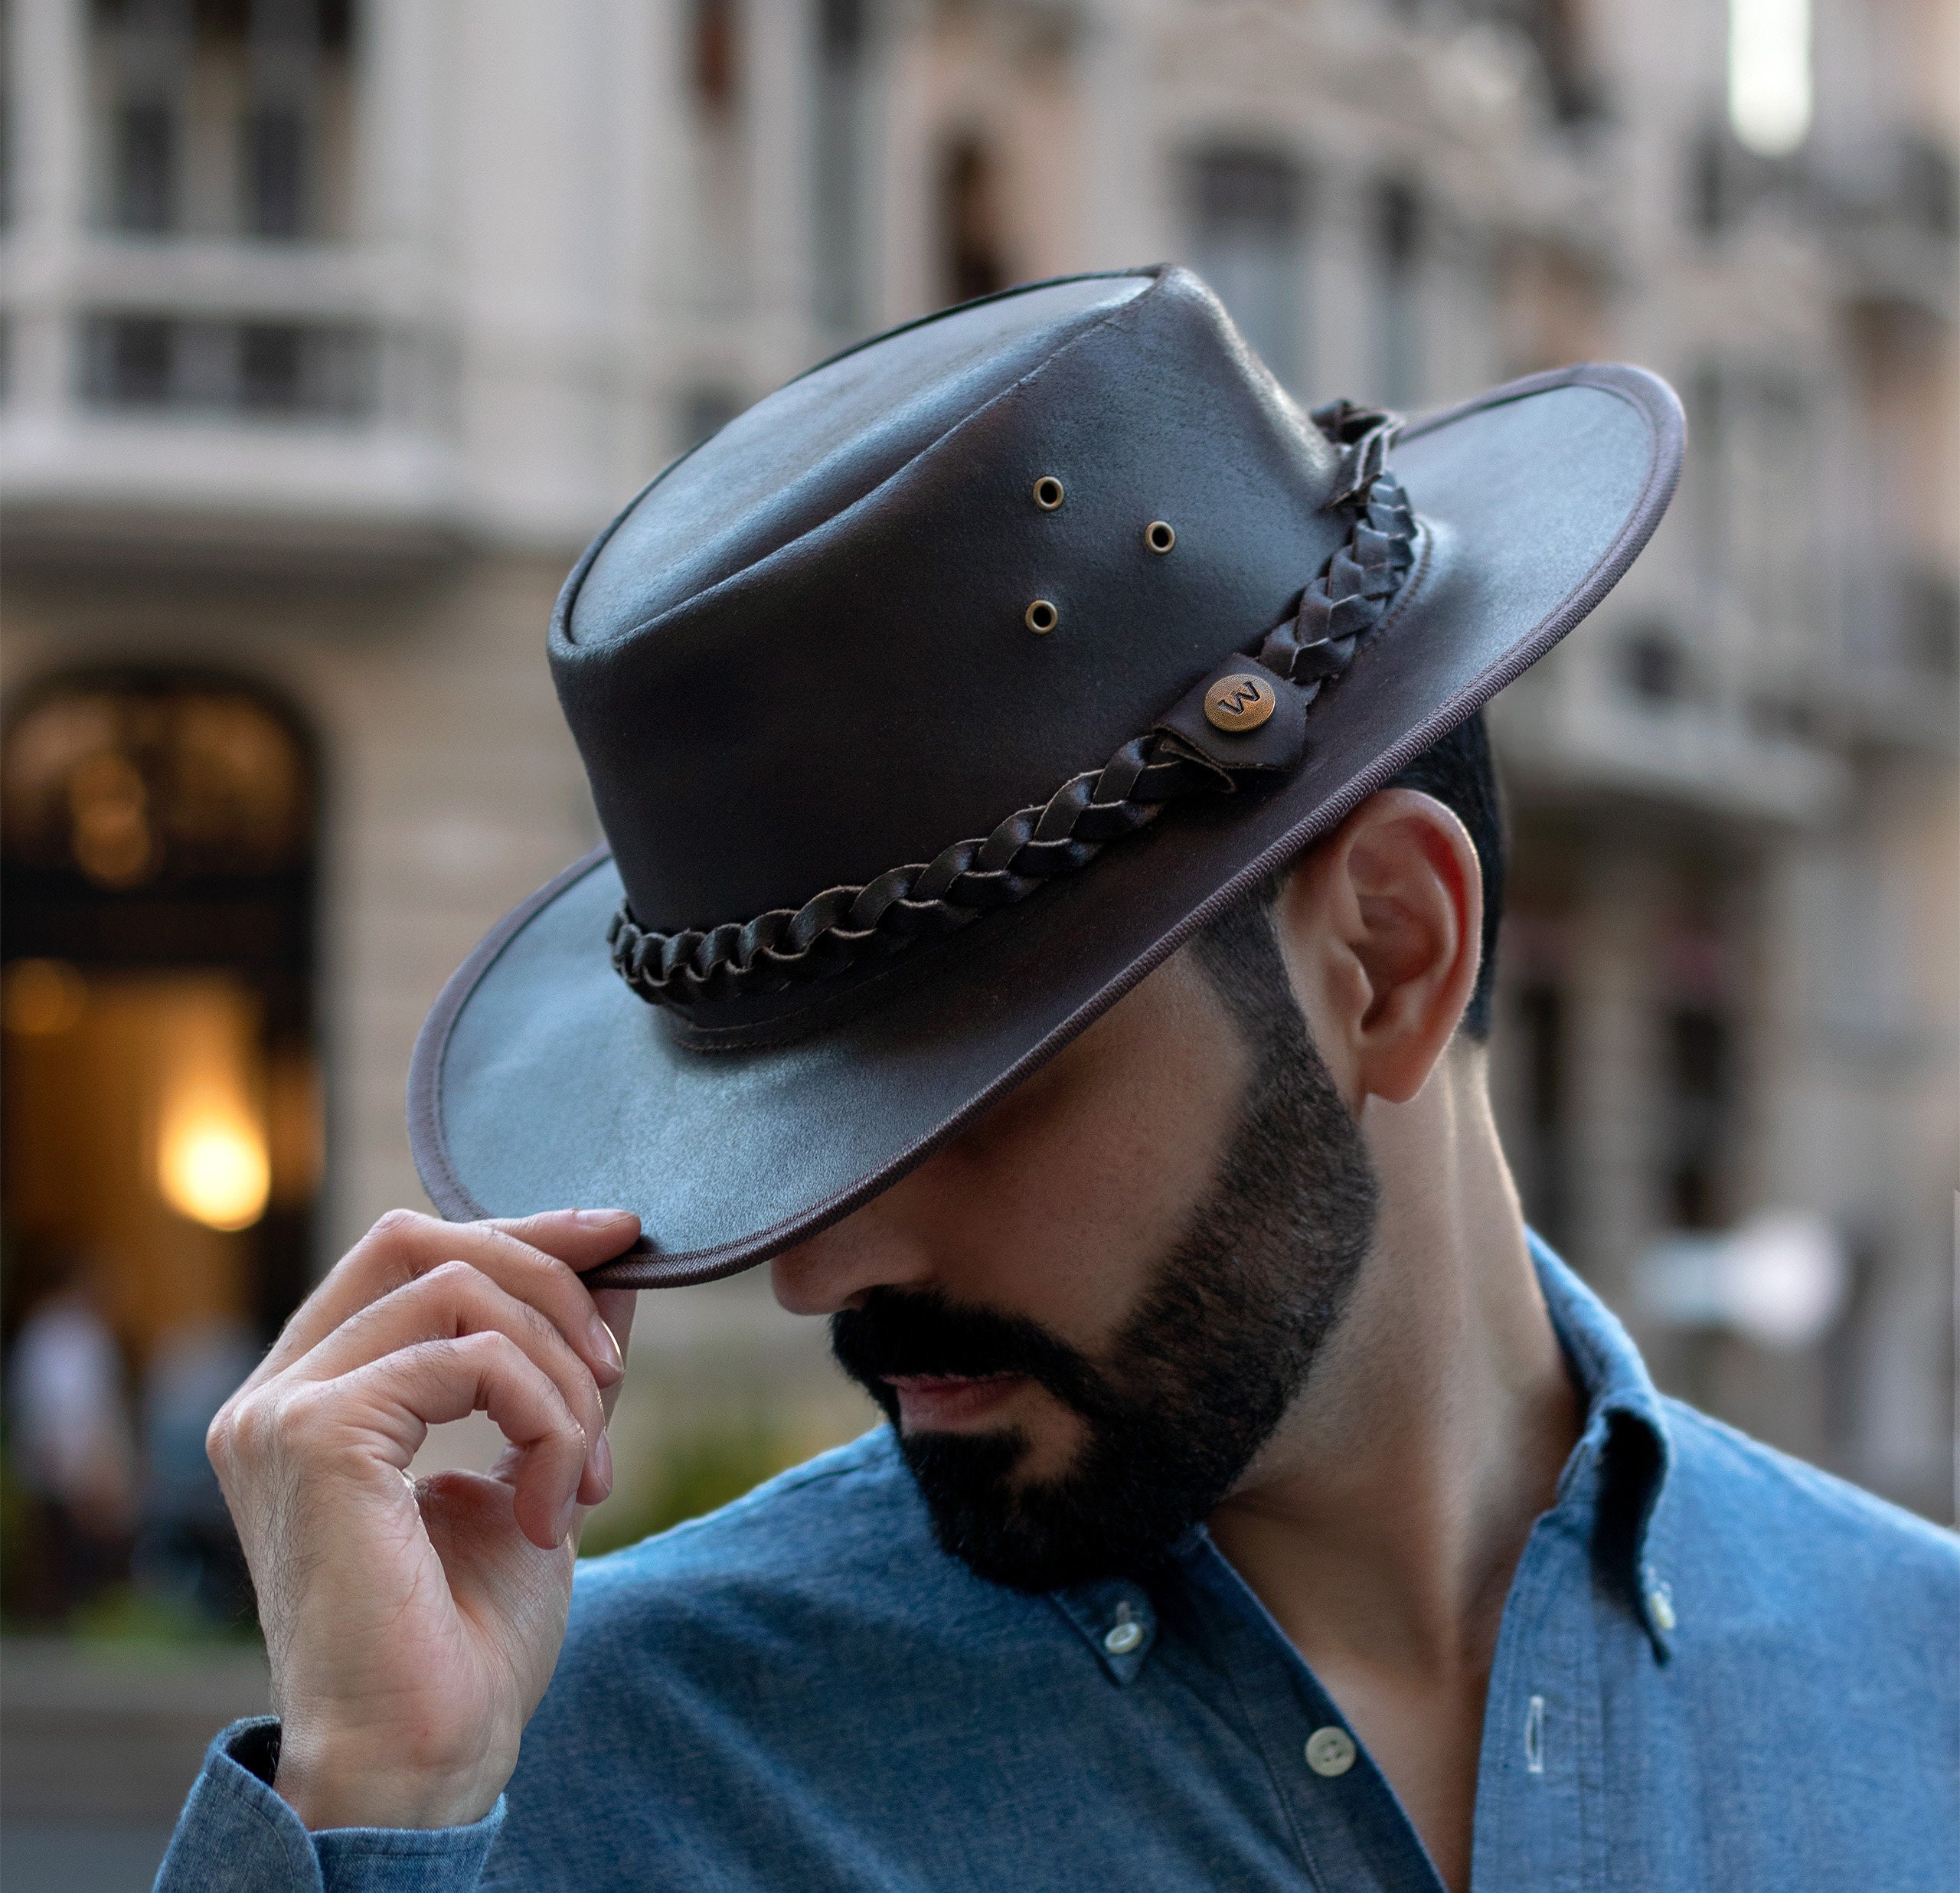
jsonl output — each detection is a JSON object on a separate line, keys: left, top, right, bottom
{"left": 343, "top": 1333, "right": 590, "bottom": 1549}
{"left": 592, "top": 1287, "right": 637, "bottom": 1427}
{"left": 250, "top": 1209, "right": 639, "bottom": 1394}
{"left": 285, "top": 1263, "right": 613, "bottom": 1502}
{"left": 488, "top": 1209, "right": 644, "bottom": 1272}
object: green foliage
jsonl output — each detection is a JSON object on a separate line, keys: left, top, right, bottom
{"left": 579, "top": 1418, "right": 793, "bottom": 1560}
{"left": 67, "top": 1582, "right": 261, "bottom": 1649}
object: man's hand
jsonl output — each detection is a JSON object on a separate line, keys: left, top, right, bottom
{"left": 207, "top": 1208, "right": 642, "bottom": 1831}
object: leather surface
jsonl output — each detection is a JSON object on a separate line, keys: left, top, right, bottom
{"left": 411, "top": 274, "right": 1684, "bottom": 1287}
{"left": 553, "top": 268, "right": 1345, "bottom": 933}
{"left": 596, "top": 454, "right": 1415, "bottom": 1012}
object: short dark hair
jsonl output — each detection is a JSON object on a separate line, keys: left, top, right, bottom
{"left": 1196, "top": 709, "right": 1507, "bottom": 1042}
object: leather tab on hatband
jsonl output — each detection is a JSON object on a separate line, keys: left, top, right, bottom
{"left": 1152, "top": 657, "right": 1307, "bottom": 780}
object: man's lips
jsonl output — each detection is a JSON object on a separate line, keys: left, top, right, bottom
{"left": 882, "top": 1372, "right": 1030, "bottom": 1430}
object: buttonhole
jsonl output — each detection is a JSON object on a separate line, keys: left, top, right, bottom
{"left": 1524, "top": 1694, "right": 1545, "bottom": 1775}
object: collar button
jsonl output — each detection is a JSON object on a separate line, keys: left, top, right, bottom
{"left": 1305, "top": 1726, "right": 1357, "bottom": 1777}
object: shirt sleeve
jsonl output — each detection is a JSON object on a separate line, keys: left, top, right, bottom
{"left": 154, "top": 1718, "right": 507, "bottom": 1893}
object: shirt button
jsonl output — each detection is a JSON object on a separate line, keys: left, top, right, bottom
{"left": 1103, "top": 1620, "right": 1143, "bottom": 1656}
{"left": 1648, "top": 1585, "right": 1677, "bottom": 1632}
{"left": 1305, "top": 1726, "right": 1356, "bottom": 1777}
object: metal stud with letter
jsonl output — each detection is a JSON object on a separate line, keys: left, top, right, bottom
{"left": 1203, "top": 672, "right": 1277, "bottom": 733}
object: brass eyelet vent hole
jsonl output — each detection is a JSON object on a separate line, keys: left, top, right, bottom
{"left": 1145, "top": 520, "right": 1176, "bottom": 554}
{"left": 1025, "top": 599, "right": 1059, "bottom": 635}
{"left": 1033, "top": 476, "right": 1065, "bottom": 511}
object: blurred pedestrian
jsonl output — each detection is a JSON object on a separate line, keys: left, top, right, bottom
{"left": 135, "top": 1317, "right": 259, "bottom": 1627}
{"left": 5, "top": 1254, "right": 136, "bottom": 1619}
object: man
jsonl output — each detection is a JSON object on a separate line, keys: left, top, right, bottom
{"left": 6, "top": 1253, "right": 136, "bottom": 1617}
{"left": 161, "top": 270, "right": 1955, "bottom": 1891}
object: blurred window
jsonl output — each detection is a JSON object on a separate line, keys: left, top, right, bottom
{"left": 1514, "top": 980, "right": 1571, "bottom": 1252}
{"left": 1, "top": 673, "right": 322, "bottom": 1378}
{"left": 1692, "top": 365, "right": 1814, "bottom": 679}
{"left": 88, "top": 0, "right": 357, "bottom": 242}
{"left": 693, "top": 0, "right": 740, "bottom": 116}
{"left": 93, "top": 312, "right": 176, "bottom": 404}
{"left": 80, "top": 312, "right": 374, "bottom": 417}
{"left": 1687, "top": 119, "right": 1803, "bottom": 240}
{"left": 814, "top": 0, "right": 870, "bottom": 338}
{"left": 1664, "top": 1002, "right": 1733, "bottom": 1230}
{"left": 1459, "top": 0, "right": 1597, "bottom": 121}
{"left": 1620, "top": 625, "right": 1694, "bottom": 705}
{"left": 1900, "top": 571, "right": 1958, "bottom": 680}
{"left": 1374, "top": 179, "right": 1422, "bottom": 409}
{"left": 1187, "top": 148, "right": 1306, "bottom": 390}
{"left": 941, "top": 134, "right": 1005, "bottom": 306}
{"left": 243, "top": 102, "right": 308, "bottom": 237}
{"left": 0, "top": 0, "right": 13, "bottom": 230}
{"left": 238, "top": 320, "right": 305, "bottom": 409}
{"left": 1895, "top": 133, "right": 1958, "bottom": 239}
{"left": 1688, "top": 125, "right": 1726, "bottom": 238}
{"left": 113, "top": 95, "right": 178, "bottom": 231}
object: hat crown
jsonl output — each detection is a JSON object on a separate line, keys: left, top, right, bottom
{"left": 569, "top": 273, "right": 1154, "bottom": 641}
{"left": 549, "top": 266, "right": 1347, "bottom": 942}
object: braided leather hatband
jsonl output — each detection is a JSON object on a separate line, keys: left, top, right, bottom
{"left": 609, "top": 405, "right": 1416, "bottom": 1009}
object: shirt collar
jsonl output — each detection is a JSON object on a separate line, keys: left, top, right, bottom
{"left": 1528, "top": 1231, "right": 1679, "bottom": 1656}
{"left": 1053, "top": 1232, "right": 1681, "bottom": 1672}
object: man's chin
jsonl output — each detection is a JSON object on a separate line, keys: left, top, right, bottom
{"left": 893, "top": 1424, "right": 1177, "bottom": 1595}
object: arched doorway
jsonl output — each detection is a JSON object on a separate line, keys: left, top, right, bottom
{"left": 2, "top": 669, "right": 320, "bottom": 1619}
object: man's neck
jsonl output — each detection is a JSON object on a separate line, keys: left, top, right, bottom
{"left": 1206, "top": 1043, "right": 1582, "bottom": 1889}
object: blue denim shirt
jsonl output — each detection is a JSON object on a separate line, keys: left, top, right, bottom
{"left": 158, "top": 1242, "right": 1958, "bottom": 1891}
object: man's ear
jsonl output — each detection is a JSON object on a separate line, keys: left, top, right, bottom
{"left": 1272, "top": 788, "right": 1483, "bottom": 1109}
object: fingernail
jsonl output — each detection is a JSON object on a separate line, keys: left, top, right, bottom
{"left": 554, "top": 1497, "right": 579, "bottom": 1544}
{"left": 574, "top": 1208, "right": 632, "bottom": 1227}
{"left": 589, "top": 1317, "right": 624, "bottom": 1385}
{"left": 592, "top": 1430, "right": 613, "bottom": 1497}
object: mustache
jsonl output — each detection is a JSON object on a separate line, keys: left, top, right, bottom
{"left": 829, "top": 1287, "right": 1102, "bottom": 1415}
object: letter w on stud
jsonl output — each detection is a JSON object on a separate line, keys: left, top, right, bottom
{"left": 1202, "top": 672, "right": 1278, "bottom": 734}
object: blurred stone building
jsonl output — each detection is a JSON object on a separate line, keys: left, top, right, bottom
{"left": 2, "top": 0, "right": 1954, "bottom": 1533}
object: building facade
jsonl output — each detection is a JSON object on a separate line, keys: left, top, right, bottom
{"left": 2, "top": 0, "right": 1954, "bottom": 1544}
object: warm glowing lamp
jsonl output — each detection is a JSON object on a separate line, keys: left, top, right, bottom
{"left": 159, "top": 1095, "right": 271, "bottom": 1232}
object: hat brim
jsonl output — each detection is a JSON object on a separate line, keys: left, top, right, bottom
{"left": 410, "top": 363, "right": 1683, "bottom": 1287}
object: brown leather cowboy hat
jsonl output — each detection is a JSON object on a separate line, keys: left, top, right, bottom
{"left": 409, "top": 266, "right": 1683, "bottom": 1288}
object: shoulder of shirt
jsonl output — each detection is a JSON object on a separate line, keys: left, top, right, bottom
{"left": 1659, "top": 1393, "right": 1959, "bottom": 1595}
{"left": 568, "top": 1427, "right": 929, "bottom": 1610}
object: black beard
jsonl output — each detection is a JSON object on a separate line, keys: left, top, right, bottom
{"left": 828, "top": 981, "right": 1379, "bottom": 1594}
